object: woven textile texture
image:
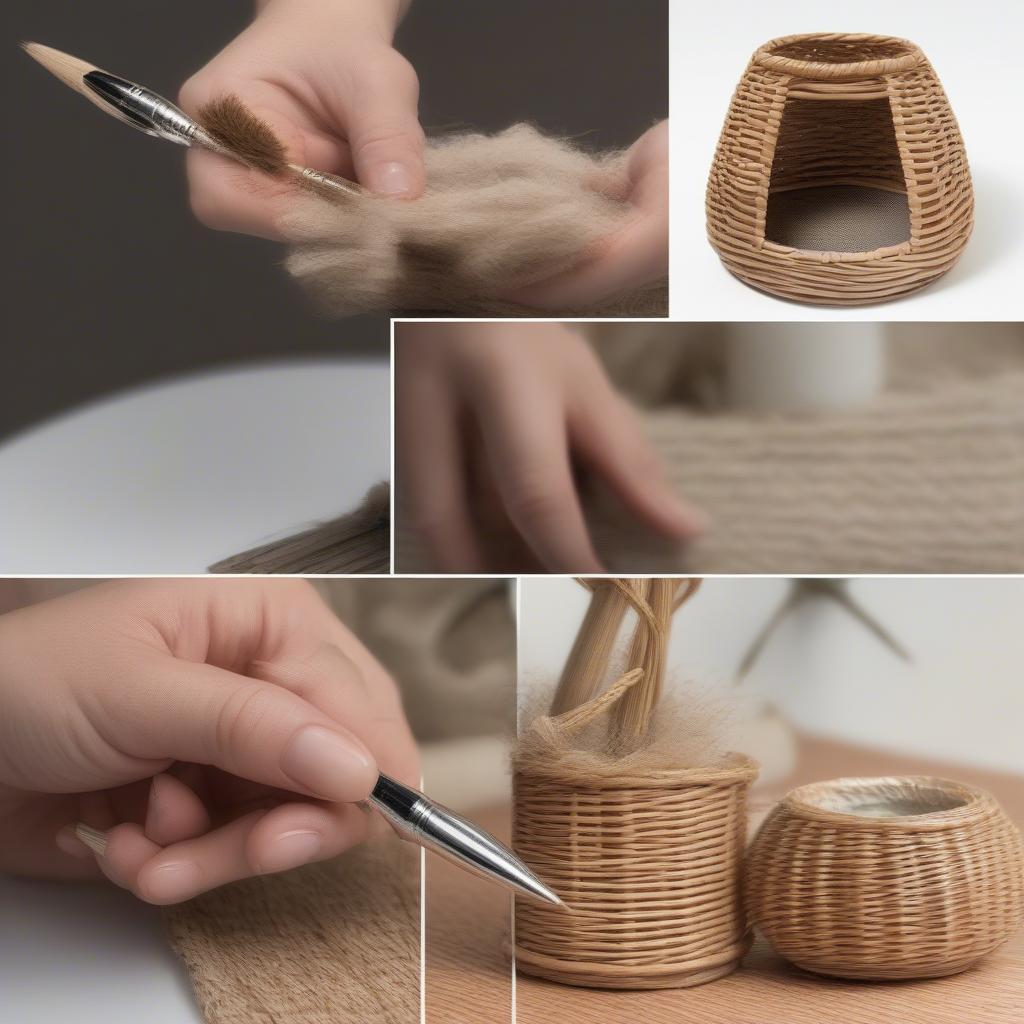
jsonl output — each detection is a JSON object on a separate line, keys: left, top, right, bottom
{"left": 284, "top": 124, "right": 667, "bottom": 317}
{"left": 164, "top": 838, "right": 418, "bottom": 1024}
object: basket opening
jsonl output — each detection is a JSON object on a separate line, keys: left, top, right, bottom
{"left": 764, "top": 96, "right": 910, "bottom": 254}
{"left": 807, "top": 781, "right": 968, "bottom": 819}
{"left": 766, "top": 37, "right": 914, "bottom": 66}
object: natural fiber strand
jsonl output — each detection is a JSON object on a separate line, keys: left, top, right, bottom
{"left": 707, "top": 33, "right": 973, "bottom": 305}
{"left": 514, "top": 579, "right": 758, "bottom": 988}
{"left": 746, "top": 777, "right": 1024, "bottom": 980}
{"left": 209, "top": 481, "right": 390, "bottom": 574}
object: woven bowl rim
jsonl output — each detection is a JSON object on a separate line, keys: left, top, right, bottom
{"left": 514, "top": 750, "right": 759, "bottom": 790}
{"left": 780, "top": 775, "right": 994, "bottom": 831}
{"left": 755, "top": 33, "right": 923, "bottom": 80}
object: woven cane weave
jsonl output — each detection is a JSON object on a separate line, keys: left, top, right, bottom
{"left": 706, "top": 33, "right": 973, "bottom": 304}
{"left": 746, "top": 777, "right": 1024, "bottom": 980}
{"left": 513, "top": 580, "right": 758, "bottom": 989}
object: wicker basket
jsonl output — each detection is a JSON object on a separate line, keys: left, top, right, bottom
{"left": 746, "top": 776, "right": 1024, "bottom": 979}
{"left": 706, "top": 33, "right": 973, "bottom": 305}
{"left": 514, "top": 750, "right": 759, "bottom": 988}
{"left": 513, "top": 579, "right": 759, "bottom": 988}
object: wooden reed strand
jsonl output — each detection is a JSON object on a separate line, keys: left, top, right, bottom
{"left": 550, "top": 580, "right": 640, "bottom": 716}
{"left": 746, "top": 776, "right": 1024, "bottom": 980}
{"left": 706, "top": 33, "right": 973, "bottom": 305}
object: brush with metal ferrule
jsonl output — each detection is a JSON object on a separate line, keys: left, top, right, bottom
{"left": 366, "top": 773, "right": 562, "bottom": 906}
{"left": 21, "top": 42, "right": 360, "bottom": 197}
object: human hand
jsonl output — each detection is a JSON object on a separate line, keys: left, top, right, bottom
{"left": 394, "top": 321, "right": 703, "bottom": 573}
{"left": 179, "top": 0, "right": 422, "bottom": 239}
{"left": 0, "top": 579, "right": 418, "bottom": 903}
{"left": 507, "top": 121, "right": 669, "bottom": 310}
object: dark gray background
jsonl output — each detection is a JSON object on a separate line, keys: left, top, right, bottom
{"left": 1, "top": 1, "right": 667, "bottom": 437}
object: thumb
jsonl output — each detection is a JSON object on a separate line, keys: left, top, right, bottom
{"left": 127, "top": 658, "right": 380, "bottom": 803}
{"left": 343, "top": 56, "right": 426, "bottom": 198}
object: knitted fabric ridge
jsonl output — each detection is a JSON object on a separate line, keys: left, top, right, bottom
{"left": 284, "top": 124, "right": 667, "bottom": 316}
{"left": 164, "top": 838, "right": 418, "bottom": 1024}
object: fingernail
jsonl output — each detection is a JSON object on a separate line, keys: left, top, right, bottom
{"left": 74, "top": 822, "right": 108, "bottom": 856}
{"left": 371, "top": 161, "right": 414, "bottom": 197}
{"left": 145, "top": 773, "right": 171, "bottom": 835}
{"left": 280, "top": 725, "right": 376, "bottom": 802}
{"left": 257, "top": 830, "right": 322, "bottom": 874}
{"left": 142, "top": 861, "right": 203, "bottom": 903}
{"left": 56, "top": 825, "right": 93, "bottom": 859}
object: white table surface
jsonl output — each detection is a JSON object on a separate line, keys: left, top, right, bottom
{"left": 0, "top": 358, "right": 389, "bottom": 575}
{"left": 669, "top": 0, "right": 1024, "bottom": 321}
{"left": 0, "top": 874, "right": 202, "bottom": 1024}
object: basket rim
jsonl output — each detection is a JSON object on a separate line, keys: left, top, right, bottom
{"left": 780, "top": 775, "right": 995, "bottom": 830}
{"left": 755, "top": 33, "right": 923, "bottom": 80}
{"left": 514, "top": 750, "right": 759, "bottom": 790}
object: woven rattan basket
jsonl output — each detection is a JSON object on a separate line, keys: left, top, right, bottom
{"left": 706, "top": 33, "right": 973, "bottom": 305}
{"left": 513, "top": 579, "right": 759, "bottom": 988}
{"left": 746, "top": 776, "right": 1024, "bottom": 980}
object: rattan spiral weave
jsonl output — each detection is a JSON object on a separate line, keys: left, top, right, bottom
{"left": 746, "top": 776, "right": 1024, "bottom": 979}
{"left": 513, "top": 580, "right": 759, "bottom": 988}
{"left": 706, "top": 33, "right": 973, "bottom": 305}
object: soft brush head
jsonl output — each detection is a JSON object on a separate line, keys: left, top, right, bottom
{"left": 197, "top": 94, "right": 288, "bottom": 174}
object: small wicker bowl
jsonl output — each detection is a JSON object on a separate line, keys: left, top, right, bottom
{"left": 746, "top": 776, "right": 1024, "bottom": 980}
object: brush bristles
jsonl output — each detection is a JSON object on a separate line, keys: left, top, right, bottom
{"left": 74, "top": 823, "right": 108, "bottom": 857}
{"left": 197, "top": 95, "right": 288, "bottom": 175}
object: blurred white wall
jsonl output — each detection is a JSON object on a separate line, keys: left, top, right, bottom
{"left": 518, "top": 577, "right": 1024, "bottom": 775}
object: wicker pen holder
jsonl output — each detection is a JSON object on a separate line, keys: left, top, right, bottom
{"left": 513, "top": 579, "right": 759, "bottom": 988}
{"left": 746, "top": 776, "right": 1024, "bottom": 980}
{"left": 706, "top": 33, "right": 973, "bottom": 305}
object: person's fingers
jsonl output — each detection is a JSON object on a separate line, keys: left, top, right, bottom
{"left": 396, "top": 360, "right": 486, "bottom": 572}
{"left": 251, "top": 644, "right": 420, "bottom": 788}
{"left": 117, "top": 659, "right": 379, "bottom": 804}
{"left": 569, "top": 391, "right": 706, "bottom": 539}
{"left": 507, "top": 209, "right": 668, "bottom": 312}
{"left": 473, "top": 386, "right": 604, "bottom": 573}
{"left": 338, "top": 53, "right": 425, "bottom": 197}
{"left": 91, "top": 803, "right": 370, "bottom": 904}
{"left": 144, "top": 773, "right": 213, "bottom": 846}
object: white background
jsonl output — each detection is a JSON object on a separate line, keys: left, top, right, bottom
{"left": 669, "top": 0, "right": 1024, "bottom": 320}
{"left": 520, "top": 576, "right": 1024, "bottom": 776}
{"left": 0, "top": 359, "right": 389, "bottom": 574}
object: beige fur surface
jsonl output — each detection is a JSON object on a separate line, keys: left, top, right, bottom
{"left": 284, "top": 124, "right": 667, "bottom": 317}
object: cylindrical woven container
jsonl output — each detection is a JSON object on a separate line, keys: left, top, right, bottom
{"left": 706, "top": 33, "right": 973, "bottom": 305}
{"left": 514, "top": 750, "right": 759, "bottom": 988}
{"left": 746, "top": 776, "right": 1024, "bottom": 979}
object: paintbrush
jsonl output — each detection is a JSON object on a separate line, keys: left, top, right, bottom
{"left": 22, "top": 42, "right": 360, "bottom": 197}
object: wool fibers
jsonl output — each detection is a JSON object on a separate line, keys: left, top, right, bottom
{"left": 283, "top": 124, "right": 667, "bottom": 316}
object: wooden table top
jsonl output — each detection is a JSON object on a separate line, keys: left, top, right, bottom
{"left": 426, "top": 735, "right": 1023, "bottom": 1024}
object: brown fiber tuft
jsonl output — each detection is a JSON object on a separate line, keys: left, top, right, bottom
{"left": 197, "top": 95, "right": 287, "bottom": 174}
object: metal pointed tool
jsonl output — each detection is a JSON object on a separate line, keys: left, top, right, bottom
{"left": 366, "top": 773, "right": 562, "bottom": 906}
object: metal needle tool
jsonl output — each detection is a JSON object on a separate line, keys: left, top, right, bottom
{"left": 365, "top": 773, "right": 562, "bottom": 906}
